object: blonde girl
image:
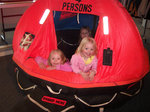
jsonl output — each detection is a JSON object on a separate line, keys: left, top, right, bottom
{"left": 71, "top": 37, "right": 98, "bottom": 81}
{"left": 35, "top": 49, "right": 72, "bottom": 72}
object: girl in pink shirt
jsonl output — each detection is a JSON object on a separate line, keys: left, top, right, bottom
{"left": 35, "top": 49, "right": 72, "bottom": 72}
{"left": 71, "top": 37, "right": 98, "bottom": 81}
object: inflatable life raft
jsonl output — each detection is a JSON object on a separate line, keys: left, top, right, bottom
{"left": 12, "top": 0, "right": 149, "bottom": 111}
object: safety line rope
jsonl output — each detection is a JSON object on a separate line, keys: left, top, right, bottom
{"left": 46, "top": 85, "right": 62, "bottom": 95}
{"left": 16, "top": 68, "right": 37, "bottom": 91}
{"left": 74, "top": 93, "right": 117, "bottom": 107}
{"left": 27, "top": 94, "right": 51, "bottom": 112}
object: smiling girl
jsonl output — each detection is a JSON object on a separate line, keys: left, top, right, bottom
{"left": 35, "top": 49, "right": 72, "bottom": 72}
{"left": 71, "top": 37, "right": 98, "bottom": 81}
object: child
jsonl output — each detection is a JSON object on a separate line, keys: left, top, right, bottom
{"left": 35, "top": 49, "right": 72, "bottom": 72}
{"left": 78, "top": 26, "right": 92, "bottom": 44}
{"left": 71, "top": 37, "right": 98, "bottom": 81}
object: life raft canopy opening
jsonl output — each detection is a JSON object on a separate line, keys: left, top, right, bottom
{"left": 53, "top": 11, "right": 99, "bottom": 59}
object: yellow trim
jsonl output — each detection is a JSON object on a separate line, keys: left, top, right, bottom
{"left": 83, "top": 56, "right": 95, "bottom": 65}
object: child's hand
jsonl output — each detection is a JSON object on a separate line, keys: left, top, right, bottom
{"left": 80, "top": 72, "right": 90, "bottom": 80}
{"left": 46, "top": 66, "right": 56, "bottom": 70}
{"left": 89, "top": 70, "right": 96, "bottom": 81}
{"left": 39, "top": 63, "right": 46, "bottom": 69}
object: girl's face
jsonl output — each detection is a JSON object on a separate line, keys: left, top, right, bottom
{"left": 50, "top": 52, "right": 62, "bottom": 67}
{"left": 80, "top": 29, "right": 90, "bottom": 39}
{"left": 81, "top": 42, "right": 95, "bottom": 58}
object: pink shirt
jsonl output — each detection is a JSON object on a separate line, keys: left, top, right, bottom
{"left": 35, "top": 56, "right": 72, "bottom": 72}
{"left": 70, "top": 54, "right": 98, "bottom": 74}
